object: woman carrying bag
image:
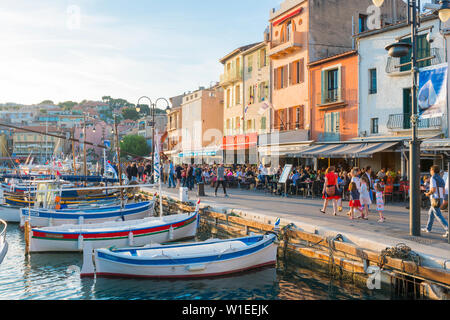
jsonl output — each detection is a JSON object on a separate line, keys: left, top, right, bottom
{"left": 321, "top": 166, "right": 341, "bottom": 216}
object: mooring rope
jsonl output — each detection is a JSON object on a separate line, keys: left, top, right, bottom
{"left": 378, "top": 243, "right": 422, "bottom": 274}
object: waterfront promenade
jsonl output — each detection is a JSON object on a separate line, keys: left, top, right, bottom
{"left": 144, "top": 185, "right": 450, "bottom": 268}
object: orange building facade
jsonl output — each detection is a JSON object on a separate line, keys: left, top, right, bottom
{"left": 309, "top": 51, "right": 359, "bottom": 143}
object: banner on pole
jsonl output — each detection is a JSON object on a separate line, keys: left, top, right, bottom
{"left": 418, "top": 63, "right": 448, "bottom": 119}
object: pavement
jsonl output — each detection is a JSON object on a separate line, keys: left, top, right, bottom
{"left": 142, "top": 183, "right": 450, "bottom": 269}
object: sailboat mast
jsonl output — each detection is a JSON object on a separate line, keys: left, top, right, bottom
{"left": 114, "top": 115, "right": 124, "bottom": 207}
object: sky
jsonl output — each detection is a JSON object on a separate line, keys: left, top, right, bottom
{"left": 0, "top": 0, "right": 278, "bottom": 106}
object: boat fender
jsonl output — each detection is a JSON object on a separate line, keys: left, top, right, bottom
{"left": 128, "top": 231, "right": 134, "bottom": 246}
{"left": 169, "top": 225, "right": 174, "bottom": 241}
{"left": 78, "top": 235, "right": 84, "bottom": 250}
{"left": 78, "top": 216, "right": 84, "bottom": 225}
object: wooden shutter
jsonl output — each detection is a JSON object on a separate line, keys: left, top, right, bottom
{"left": 299, "top": 59, "right": 304, "bottom": 83}
{"left": 321, "top": 70, "right": 326, "bottom": 104}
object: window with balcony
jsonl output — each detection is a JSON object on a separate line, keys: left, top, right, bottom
{"left": 321, "top": 67, "right": 341, "bottom": 104}
{"left": 399, "top": 35, "right": 430, "bottom": 72}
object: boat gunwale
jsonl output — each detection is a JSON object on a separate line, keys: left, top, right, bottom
{"left": 94, "top": 234, "right": 276, "bottom": 266}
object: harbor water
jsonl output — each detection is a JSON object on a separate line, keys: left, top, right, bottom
{"left": 0, "top": 223, "right": 395, "bottom": 300}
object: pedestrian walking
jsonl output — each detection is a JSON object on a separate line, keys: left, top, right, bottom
{"left": 320, "top": 166, "right": 340, "bottom": 216}
{"left": 215, "top": 164, "right": 228, "bottom": 197}
{"left": 175, "top": 164, "right": 182, "bottom": 188}
{"left": 374, "top": 182, "right": 386, "bottom": 223}
{"left": 168, "top": 160, "right": 176, "bottom": 188}
{"left": 422, "top": 165, "right": 449, "bottom": 238}
{"left": 348, "top": 182, "right": 362, "bottom": 220}
{"left": 359, "top": 175, "right": 371, "bottom": 220}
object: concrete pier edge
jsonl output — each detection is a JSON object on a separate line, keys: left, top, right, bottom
{"left": 142, "top": 187, "right": 450, "bottom": 271}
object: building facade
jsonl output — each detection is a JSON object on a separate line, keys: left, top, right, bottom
{"left": 220, "top": 43, "right": 261, "bottom": 164}
{"left": 261, "top": 0, "right": 406, "bottom": 167}
{"left": 180, "top": 86, "right": 224, "bottom": 164}
{"left": 356, "top": 15, "right": 447, "bottom": 174}
{"left": 165, "top": 94, "right": 184, "bottom": 164}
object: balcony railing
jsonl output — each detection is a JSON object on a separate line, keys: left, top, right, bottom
{"left": 387, "top": 113, "right": 442, "bottom": 130}
{"left": 386, "top": 48, "right": 444, "bottom": 74}
{"left": 318, "top": 132, "right": 340, "bottom": 142}
{"left": 273, "top": 121, "right": 304, "bottom": 132}
{"left": 317, "top": 88, "right": 348, "bottom": 106}
{"left": 220, "top": 67, "right": 243, "bottom": 86}
{"left": 269, "top": 31, "right": 304, "bottom": 58}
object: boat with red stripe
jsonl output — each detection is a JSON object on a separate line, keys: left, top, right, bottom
{"left": 27, "top": 204, "right": 200, "bottom": 253}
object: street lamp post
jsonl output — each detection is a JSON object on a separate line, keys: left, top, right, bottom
{"left": 136, "top": 97, "right": 170, "bottom": 183}
{"left": 374, "top": 0, "right": 450, "bottom": 236}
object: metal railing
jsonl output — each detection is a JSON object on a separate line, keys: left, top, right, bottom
{"left": 220, "top": 68, "right": 243, "bottom": 85}
{"left": 386, "top": 48, "right": 444, "bottom": 74}
{"left": 270, "top": 31, "right": 303, "bottom": 50}
{"left": 387, "top": 113, "right": 442, "bottom": 130}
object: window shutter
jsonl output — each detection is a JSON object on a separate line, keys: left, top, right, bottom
{"left": 321, "top": 70, "right": 326, "bottom": 104}
{"left": 274, "top": 69, "right": 278, "bottom": 90}
{"left": 257, "top": 50, "right": 261, "bottom": 69}
{"left": 284, "top": 65, "right": 288, "bottom": 88}
{"left": 300, "top": 59, "right": 304, "bottom": 83}
{"left": 337, "top": 66, "right": 342, "bottom": 101}
{"left": 290, "top": 62, "right": 294, "bottom": 85}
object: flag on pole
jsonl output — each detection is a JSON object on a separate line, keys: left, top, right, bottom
{"left": 106, "top": 162, "right": 118, "bottom": 179}
{"left": 258, "top": 102, "right": 270, "bottom": 115}
{"left": 153, "top": 133, "right": 162, "bottom": 184}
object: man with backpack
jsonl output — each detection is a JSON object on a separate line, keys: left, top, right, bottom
{"left": 422, "top": 165, "right": 449, "bottom": 238}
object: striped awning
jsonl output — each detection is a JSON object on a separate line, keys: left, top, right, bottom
{"left": 288, "top": 142, "right": 399, "bottom": 158}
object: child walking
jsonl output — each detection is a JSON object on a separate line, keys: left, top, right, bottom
{"left": 359, "top": 175, "right": 372, "bottom": 220}
{"left": 348, "top": 182, "right": 362, "bottom": 220}
{"left": 375, "top": 182, "right": 386, "bottom": 223}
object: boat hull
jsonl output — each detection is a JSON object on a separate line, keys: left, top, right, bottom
{"left": 20, "top": 201, "right": 154, "bottom": 228}
{"left": 0, "top": 205, "right": 21, "bottom": 223}
{"left": 85, "top": 234, "right": 278, "bottom": 279}
{"left": 29, "top": 212, "right": 198, "bottom": 252}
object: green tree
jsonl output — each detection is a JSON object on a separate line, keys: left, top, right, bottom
{"left": 58, "top": 101, "right": 78, "bottom": 111}
{"left": 39, "top": 100, "right": 54, "bottom": 105}
{"left": 120, "top": 135, "right": 150, "bottom": 157}
{"left": 122, "top": 108, "right": 140, "bottom": 121}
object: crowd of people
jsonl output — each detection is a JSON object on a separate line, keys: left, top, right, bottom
{"left": 118, "top": 160, "right": 448, "bottom": 238}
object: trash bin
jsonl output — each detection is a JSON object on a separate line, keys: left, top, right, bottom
{"left": 197, "top": 182, "right": 205, "bottom": 197}
{"left": 179, "top": 187, "right": 189, "bottom": 202}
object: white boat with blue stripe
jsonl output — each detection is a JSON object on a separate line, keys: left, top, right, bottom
{"left": 0, "top": 219, "right": 8, "bottom": 265}
{"left": 20, "top": 201, "right": 154, "bottom": 228}
{"left": 80, "top": 232, "right": 278, "bottom": 279}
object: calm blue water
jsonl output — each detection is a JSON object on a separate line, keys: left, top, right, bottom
{"left": 0, "top": 223, "right": 392, "bottom": 300}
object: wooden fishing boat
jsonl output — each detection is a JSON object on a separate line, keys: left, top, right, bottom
{"left": 0, "top": 219, "right": 8, "bottom": 265}
{"left": 4, "top": 193, "right": 120, "bottom": 207}
{"left": 20, "top": 201, "right": 155, "bottom": 228}
{"left": 0, "top": 204, "right": 22, "bottom": 223}
{"left": 80, "top": 233, "right": 278, "bottom": 279}
{"left": 0, "top": 198, "right": 122, "bottom": 223}
{"left": 27, "top": 210, "right": 199, "bottom": 253}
